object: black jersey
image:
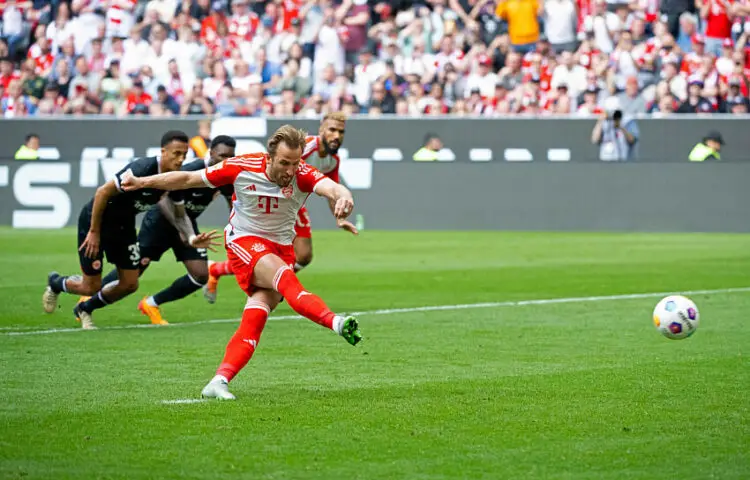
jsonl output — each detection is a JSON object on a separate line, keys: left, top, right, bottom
{"left": 83, "top": 156, "right": 167, "bottom": 219}
{"left": 168, "top": 159, "right": 234, "bottom": 219}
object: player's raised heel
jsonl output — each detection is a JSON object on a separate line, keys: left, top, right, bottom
{"left": 138, "top": 297, "right": 169, "bottom": 325}
{"left": 73, "top": 304, "right": 97, "bottom": 330}
{"left": 203, "top": 277, "right": 218, "bottom": 304}
{"left": 341, "top": 316, "right": 362, "bottom": 346}
{"left": 42, "top": 272, "right": 61, "bottom": 313}
{"left": 201, "top": 376, "right": 236, "bottom": 400}
{"left": 203, "top": 263, "right": 218, "bottom": 304}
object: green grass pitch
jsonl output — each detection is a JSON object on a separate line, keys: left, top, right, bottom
{"left": 0, "top": 227, "right": 748, "bottom": 479}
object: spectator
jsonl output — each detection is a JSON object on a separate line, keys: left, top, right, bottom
{"left": 69, "top": 55, "right": 101, "bottom": 96}
{"left": 122, "top": 80, "right": 153, "bottom": 115}
{"left": 314, "top": 6, "right": 346, "bottom": 75}
{"left": 496, "top": 0, "right": 541, "bottom": 53}
{"left": 155, "top": 85, "right": 181, "bottom": 114}
{"left": 551, "top": 50, "right": 587, "bottom": 99}
{"left": 677, "top": 78, "right": 715, "bottom": 113}
{"left": 52, "top": 57, "right": 73, "bottom": 99}
{"left": 688, "top": 130, "right": 724, "bottom": 161}
{"left": 464, "top": 53, "right": 498, "bottom": 98}
{"left": 46, "top": 2, "right": 75, "bottom": 51}
{"left": 701, "top": 0, "right": 734, "bottom": 57}
{"left": 37, "top": 83, "right": 66, "bottom": 115}
{"left": 21, "top": 59, "right": 46, "bottom": 101}
{"left": 413, "top": 133, "right": 444, "bottom": 161}
{"left": 14, "top": 134, "right": 40, "bottom": 160}
{"left": 577, "top": 85, "right": 604, "bottom": 116}
{"left": 180, "top": 78, "right": 215, "bottom": 114}
{"left": 724, "top": 93, "right": 750, "bottom": 114}
{"left": 313, "top": 63, "right": 338, "bottom": 101}
{"left": 253, "top": 48, "right": 282, "bottom": 95}
{"left": 278, "top": 58, "right": 311, "bottom": 101}
{"left": 617, "top": 76, "right": 648, "bottom": 115}
{"left": 543, "top": 0, "right": 577, "bottom": 53}
{"left": 369, "top": 80, "right": 396, "bottom": 113}
{"left": 591, "top": 104, "right": 639, "bottom": 161}
{"left": 2, "top": 80, "right": 37, "bottom": 117}
{"left": 676, "top": 13, "right": 699, "bottom": 53}
{"left": 337, "top": 0, "right": 370, "bottom": 64}
{"left": 661, "top": 0, "right": 694, "bottom": 39}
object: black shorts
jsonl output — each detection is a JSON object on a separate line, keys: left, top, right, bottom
{"left": 138, "top": 209, "right": 207, "bottom": 264}
{"left": 78, "top": 206, "right": 139, "bottom": 275}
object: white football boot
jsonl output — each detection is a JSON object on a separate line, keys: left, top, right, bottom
{"left": 201, "top": 375, "right": 236, "bottom": 400}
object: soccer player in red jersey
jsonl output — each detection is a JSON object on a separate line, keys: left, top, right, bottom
{"left": 203, "top": 112, "right": 357, "bottom": 303}
{"left": 120, "top": 125, "right": 362, "bottom": 400}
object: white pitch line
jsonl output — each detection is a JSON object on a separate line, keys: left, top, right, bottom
{"left": 160, "top": 398, "right": 207, "bottom": 405}
{"left": 4, "top": 286, "right": 750, "bottom": 338}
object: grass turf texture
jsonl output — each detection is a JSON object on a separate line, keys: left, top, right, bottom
{"left": 0, "top": 227, "right": 748, "bottom": 479}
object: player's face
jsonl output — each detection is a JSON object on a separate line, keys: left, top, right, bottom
{"left": 161, "top": 140, "right": 189, "bottom": 172}
{"left": 320, "top": 119, "right": 345, "bottom": 155}
{"left": 208, "top": 144, "right": 236, "bottom": 166}
{"left": 269, "top": 142, "right": 302, "bottom": 187}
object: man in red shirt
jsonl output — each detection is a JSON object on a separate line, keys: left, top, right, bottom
{"left": 125, "top": 81, "right": 153, "bottom": 115}
{"left": 700, "top": 0, "right": 735, "bottom": 56}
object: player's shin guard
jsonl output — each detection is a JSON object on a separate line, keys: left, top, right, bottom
{"left": 152, "top": 274, "right": 203, "bottom": 305}
{"left": 209, "top": 261, "right": 234, "bottom": 278}
{"left": 78, "top": 291, "right": 110, "bottom": 313}
{"left": 216, "top": 300, "right": 269, "bottom": 382}
{"left": 273, "top": 266, "right": 335, "bottom": 330}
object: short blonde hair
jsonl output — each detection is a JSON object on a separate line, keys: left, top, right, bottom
{"left": 323, "top": 112, "right": 347, "bottom": 124}
{"left": 267, "top": 124, "right": 307, "bottom": 157}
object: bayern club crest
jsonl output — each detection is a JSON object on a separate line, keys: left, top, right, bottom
{"left": 281, "top": 185, "right": 294, "bottom": 198}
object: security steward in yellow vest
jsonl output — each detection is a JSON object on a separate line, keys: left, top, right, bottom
{"left": 14, "top": 134, "right": 40, "bottom": 160}
{"left": 689, "top": 131, "right": 723, "bottom": 162}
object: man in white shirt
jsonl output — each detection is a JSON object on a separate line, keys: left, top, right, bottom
{"left": 550, "top": 51, "right": 587, "bottom": 100}
{"left": 463, "top": 54, "right": 498, "bottom": 99}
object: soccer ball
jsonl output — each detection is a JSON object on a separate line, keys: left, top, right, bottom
{"left": 652, "top": 295, "right": 700, "bottom": 340}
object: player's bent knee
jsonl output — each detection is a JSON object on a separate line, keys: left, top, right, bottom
{"left": 191, "top": 273, "right": 209, "bottom": 285}
{"left": 296, "top": 250, "right": 312, "bottom": 267}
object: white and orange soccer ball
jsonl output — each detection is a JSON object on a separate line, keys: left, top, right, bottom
{"left": 652, "top": 295, "right": 700, "bottom": 340}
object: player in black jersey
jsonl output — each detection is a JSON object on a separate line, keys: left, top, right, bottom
{"left": 42, "top": 131, "right": 218, "bottom": 330}
{"left": 98, "top": 135, "right": 236, "bottom": 324}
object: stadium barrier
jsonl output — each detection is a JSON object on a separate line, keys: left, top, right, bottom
{"left": 0, "top": 117, "right": 748, "bottom": 232}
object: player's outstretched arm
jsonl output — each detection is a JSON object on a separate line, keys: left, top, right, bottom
{"left": 157, "top": 197, "right": 222, "bottom": 250}
{"left": 120, "top": 170, "right": 206, "bottom": 192}
{"left": 313, "top": 177, "right": 354, "bottom": 219}
{"left": 80, "top": 180, "right": 119, "bottom": 258}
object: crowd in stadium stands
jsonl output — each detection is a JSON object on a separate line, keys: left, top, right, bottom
{"left": 1, "top": 0, "right": 749, "bottom": 118}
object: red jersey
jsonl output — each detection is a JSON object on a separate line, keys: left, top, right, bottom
{"left": 681, "top": 52, "right": 705, "bottom": 77}
{"left": 300, "top": 135, "right": 340, "bottom": 183}
{"left": 0, "top": 71, "right": 21, "bottom": 89}
{"left": 228, "top": 13, "right": 259, "bottom": 40}
{"left": 704, "top": 0, "right": 734, "bottom": 39}
{"left": 202, "top": 153, "right": 326, "bottom": 245}
{"left": 126, "top": 92, "right": 153, "bottom": 112}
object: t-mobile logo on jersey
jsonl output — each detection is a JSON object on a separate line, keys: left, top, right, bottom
{"left": 257, "top": 196, "right": 279, "bottom": 214}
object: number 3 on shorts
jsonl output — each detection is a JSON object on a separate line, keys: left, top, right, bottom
{"left": 128, "top": 243, "right": 140, "bottom": 262}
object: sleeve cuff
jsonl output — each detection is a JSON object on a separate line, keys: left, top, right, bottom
{"left": 112, "top": 174, "right": 123, "bottom": 192}
{"left": 201, "top": 169, "right": 216, "bottom": 188}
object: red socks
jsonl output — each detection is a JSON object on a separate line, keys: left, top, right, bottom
{"left": 209, "top": 261, "right": 234, "bottom": 278}
{"left": 216, "top": 299, "right": 269, "bottom": 382}
{"left": 273, "top": 266, "right": 335, "bottom": 330}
